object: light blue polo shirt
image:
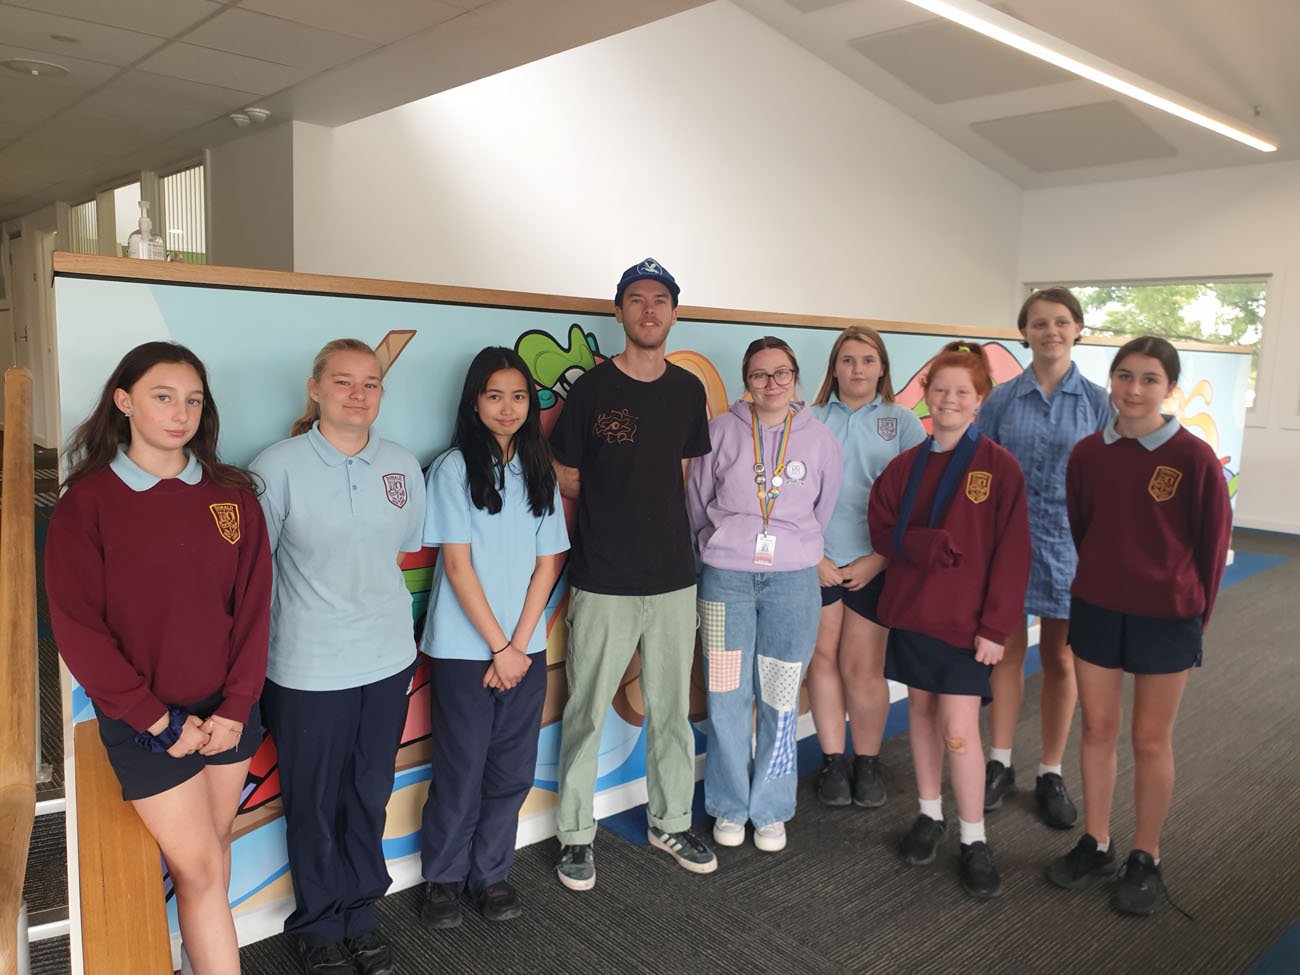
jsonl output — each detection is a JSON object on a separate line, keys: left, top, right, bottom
{"left": 419, "top": 449, "right": 569, "bottom": 661}
{"left": 1102, "top": 413, "right": 1181, "bottom": 448}
{"left": 252, "top": 423, "right": 426, "bottom": 691}
{"left": 110, "top": 446, "right": 203, "bottom": 490}
{"left": 812, "top": 394, "right": 926, "bottom": 565}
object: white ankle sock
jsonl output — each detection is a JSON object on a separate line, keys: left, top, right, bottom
{"left": 959, "top": 818, "right": 986, "bottom": 845}
{"left": 1095, "top": 837, "right": 1110, "bottom": 852}
{"left": 990, "top": 748, "right": 1012, "bottom": 766}
{"left": 1038, "top": 762, "right": 1063, "bottom": 777}
{"left": 919, "top": 797, "right": 943, "bottom": 822}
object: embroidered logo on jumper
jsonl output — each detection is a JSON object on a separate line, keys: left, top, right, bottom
{"left": 1148, "top": 465, "right": 1182, "bottom": 502}
{"left": 594, "top": 408, "right": 638, "bottom": 444}
{"left": 784, "top": 460, "right": 807, "bottom": 482}
{"left": 209, "top": 503, "right": 240, "bottom": 544}
{"left": 965, "top": 471, "right": 992, "bottom": 504}
{"left": 383, "top": 472, "right": 408, "bottom": 508}
{"left": 877, "top": 416, "right": 898, "bottom": 442}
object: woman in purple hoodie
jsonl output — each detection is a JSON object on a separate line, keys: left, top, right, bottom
{"left": 688, "top": 337, "right": 843, "bottom": 853}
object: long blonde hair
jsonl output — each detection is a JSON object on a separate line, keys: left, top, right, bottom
{"left": 290, "top": 338, "right": 382, "bottom": 437}
{"left": 813, "top": 325, "right": 897, "bottom": 406}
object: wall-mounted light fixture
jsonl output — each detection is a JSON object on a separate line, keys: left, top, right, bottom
{"left": 897, "top": 0, "right": 1277, "bottom": 152}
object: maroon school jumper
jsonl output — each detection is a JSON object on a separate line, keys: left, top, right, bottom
{"left": 1066, "top": 425, "right": 1232, "bottom": 627}
{"left": 45, "top": 466, "right": 271, "bottom": 732}
{"left": 868, "top": 435, "right": 1031, "bottom": 648}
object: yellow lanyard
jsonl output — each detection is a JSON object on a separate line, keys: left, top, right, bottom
{"left": 751, "top": 407, "right": 792, "bottom": 530}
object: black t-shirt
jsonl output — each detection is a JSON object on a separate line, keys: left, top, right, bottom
{"left": 550, "top": 358, "right": 711, "bottom": 595}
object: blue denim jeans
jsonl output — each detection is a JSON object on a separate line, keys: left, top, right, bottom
{"left": 699, "top": 565, "right": 820, "bottom": 828}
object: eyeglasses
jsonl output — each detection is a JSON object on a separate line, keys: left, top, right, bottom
{"left": 747, "top": 367, "right": 796, "bottom": 387}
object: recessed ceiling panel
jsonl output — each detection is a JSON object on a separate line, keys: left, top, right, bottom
{"left": 240, "top": 0, "right": 463, "bottom": 45}
{"left": 850, "top": 16, "right": 1071, "bottom": 103}
{"left": 0, "top": 7, "right": 165, "bottom": 66}
{"left": 783, "top": 0, "right": 852, "bottom": 11}
{"left": 139, "top": 43, "right": 307, "bottom": 94}
{"left": 184, "top": 9, "right": 377, "bottom": 72}
{"left": 971, "top": 101, "right": 1177, "bottom": 172}
{"left": 4, "top": 0, "right": 222, "bottom": 39}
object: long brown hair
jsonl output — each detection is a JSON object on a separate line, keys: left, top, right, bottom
{"left": 290, "top": 338, "right": 382, "bottom": 437}
{"left": 63, "top": 341, "right": 256, "bottom": 493}
{"left": 813, "top": 325, "right": 897, "bottom": 406}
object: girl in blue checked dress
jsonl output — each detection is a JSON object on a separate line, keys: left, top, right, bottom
{"left": 417, "top": 347, "right": 568, "bottom": 928}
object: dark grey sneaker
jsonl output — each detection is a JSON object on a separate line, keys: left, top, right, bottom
{"left": 419, "top": 882, "right": 463, "bottom": 929}
{"left": 1046, "top": 834, "right": 1117, "bottom": 890}
{"left": 984, "top": 759, "right": 1016, "bottom": 810}
{"left": 647, "top": 827, "right": 718, "bottom": 874}
{"left": 851, "top": 755, "right": 887, "bottom": 808}
{"left": 816, "top": 752, "right": 852, "bottom": 806}
{"left": 344, "top": 930, "right": 394, "bottom": 975}
{"left": 898, "top": 815, "right": 945, "bottom": 866}
{"left": 478, "top": 881, "right": 523, "bottom": 922}
{"left": 1112, "top": 850, "right": 1164, "bottom": 916}
{"left": 556, "top": 844, "right": 596, "bottom": 891}
{"left": 298, "top": 940, "right": 353, "bottom": 975}
{"left": 959, "top": 841, "right": 1002, "bottom": 899}
{"left": 1035, "top": 772, "right": 1079, "bottom": 829}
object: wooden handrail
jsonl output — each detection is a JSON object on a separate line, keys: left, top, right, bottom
{"left": 0, "top": 367, "right": 36, "bottom": 975}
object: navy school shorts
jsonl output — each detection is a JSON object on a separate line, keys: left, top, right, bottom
{"left": 94, "top": 690, "right": 263, "bottom": 801}
{"left": 820, "top": 571, "right": 887, "bottom": 626}
{"left": 1068, "top": 597, "right": 1203, "bottom": 675}
{"left": 884, "top": 627, "right": 992, "bottom": 701}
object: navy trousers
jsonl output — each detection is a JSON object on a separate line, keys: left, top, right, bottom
{"left": 420, "top": 650, "right": 546, "bottom": 896}
{"left": 261, "top": 662, "right": 414, "bottom": 946}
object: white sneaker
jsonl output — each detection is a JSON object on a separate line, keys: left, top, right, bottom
{"left": 712, "top": 817, "right": 746, "bottom": 848}
{"left": 754, "top": 822, "right": 787, "bottom": 852}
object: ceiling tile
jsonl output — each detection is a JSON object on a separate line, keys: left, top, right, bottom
{"left": 782, "top": 0, "right": 853, "bottom": 11}
{"left": 0, "top": 43, "right": 123, "bottom": 91}
{"left": 0, "top": 75, "right": 83, "bottom": 125}
{"left": 103, "top": 70, "right": 263, "bottom": 116}
{"left": 0, "top": 7, "right": 166, "bottom": 66}
{"left": 4, "top": 0, "right": 223, "bottom": 40}
{"left": 138, "top": 42, "right": 308, "bottom": 94}
{"left": 22, "top": 107, "right": 192, "bottom": 156}
{"left": 183, "top": 8, "right": 376, "bottom": 71}
{"left": 850, "top": 16, "right": 1071, "bottom": 104}
{"left": 238, "top": 0, "right": 463, "bottom": 45}
{"left": 0, "top": 140, "right": 109, "bottom": 181}
{"left": 971, "top": 101, "right": 1177, "bottom": 172}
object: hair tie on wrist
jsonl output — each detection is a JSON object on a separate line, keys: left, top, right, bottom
{"left": 133, "top": 705, "right": 188, "bottom": 753}
{"left": 493, "top": 641, "right": 510, "bottom": 655}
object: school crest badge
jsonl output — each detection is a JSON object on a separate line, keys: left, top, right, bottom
{"left": 383, "top": 472, "right": 408, "bottom": 509}
{"left": 209, "top": 503, "right": 240, "bottom": 544}
{"left": 877, "top": 417, "right": 898, "bottom": 442}
{"left": 965, "top": 471, "right": 991, "bottom": 504}
{"left": 1148, "top": 465, "right": 1182, "bottom": 502}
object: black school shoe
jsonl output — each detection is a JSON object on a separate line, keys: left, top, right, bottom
{"left": 984, "top": 760, "right": 1016, "bottom": 810}
{"left": 298, "top": 940, "right": 353, "bottom": 975}
{"left": 1112, "top": 850, "right": 1165, "bottom": 916}
{"left": 1035, "top": 772, "right": 1079, "bottom": 829}
{"left": 1046, "top": 834, "right": 1117, "bottom": 889}
{"left": 959, "top": 841, "right": 1002, "bottom": 899}
{"left": 478, "top": 881, "right": 524, "bottom": 922}
{"left": 851, "top": 755, "right": 887, "bottom": 808}
{"left": 816, "top": 752, "right": 852, "bottom": 806}
{"left": 898, "top": 815, "right": 945, "bottom": 865}
{"left": 419, "top": 882, "right": 463, "bottom": 929}
{"left": 345, "top": 930, "right": 395, "bottom": 975}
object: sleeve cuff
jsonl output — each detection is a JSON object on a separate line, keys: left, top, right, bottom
{"left": 215, "top": 693, "right": 256, "bottom": 724}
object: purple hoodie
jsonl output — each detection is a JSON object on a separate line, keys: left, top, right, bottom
{"left": 688, "top": 400, "right": 843, "bottom": 572}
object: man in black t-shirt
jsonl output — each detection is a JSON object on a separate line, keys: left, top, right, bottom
{"left": 549, "top": 258, "right": 716, "bottom": 890}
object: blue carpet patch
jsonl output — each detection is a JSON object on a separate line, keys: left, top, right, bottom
{"left": 1250, "top": 918, "right": 1300, "bottom": 975}
{"left": 1222, "top": 550, "right": 1287, "bottom": 589}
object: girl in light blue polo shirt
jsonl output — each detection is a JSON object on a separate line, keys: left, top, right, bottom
{"left": 808, "top": 326, "right": 925, "bottom": 809}
{"left": 416, "top": 347, "right": 568, "bottom": 930}
{"left": 252, "top": 338, "right": 425, "bottom": 975}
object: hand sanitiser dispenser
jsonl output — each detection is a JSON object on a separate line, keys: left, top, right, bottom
{"left": 127, "top": 200, "right": 166, "bottom": 260}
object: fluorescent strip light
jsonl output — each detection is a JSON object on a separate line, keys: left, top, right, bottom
{"left": 898, "top": 0, "right": 1277, "bottom": 152}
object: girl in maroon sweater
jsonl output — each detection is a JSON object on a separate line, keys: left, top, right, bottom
{"left": 1047, "top": 336, "right": 1231, "bottom": 917}
{"left": 867, "top": 342, "right": 1030, "bottom": 900}
{"left": 46, "top": 342, "right": 270, "bottom": 975}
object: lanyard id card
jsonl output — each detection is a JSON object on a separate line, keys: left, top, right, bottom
{"left": 754, "top": 531, "right": 777, "bottom": 565}
{"left": 752, "top": 407, "right": 793, "bottom": 566}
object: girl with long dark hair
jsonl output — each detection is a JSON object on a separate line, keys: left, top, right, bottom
{"left": 46, "top": 341, "right": 271, "bottom": 975}
{"left": 417, "top": 347, "right": 568, "bottom": 927}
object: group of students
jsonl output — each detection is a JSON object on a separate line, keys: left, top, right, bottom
{"left": 43, "top": 259, "right": 1231, "bottom": 975}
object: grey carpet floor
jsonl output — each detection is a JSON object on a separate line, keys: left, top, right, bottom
{"left": 239, "top": 531, "right": 1299, "bottom": 973}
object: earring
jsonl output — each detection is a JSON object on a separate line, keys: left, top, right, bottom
{"left": 124, "top": 411, "right": 132, "bottom": 417}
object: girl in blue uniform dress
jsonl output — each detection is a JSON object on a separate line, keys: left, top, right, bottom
{"left": 417, "top": 347, "right": 568, "bottom": 928}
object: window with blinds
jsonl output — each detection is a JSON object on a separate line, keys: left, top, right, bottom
{"left": 161, "top": 164, "right": 206, "bottom": 264}
{"left": 66, "top": 199, "right": 98, "bottom": 255}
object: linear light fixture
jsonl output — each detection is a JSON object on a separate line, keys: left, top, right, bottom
{"left": 897, "top": 0, "right": 1277, "bottom": 152}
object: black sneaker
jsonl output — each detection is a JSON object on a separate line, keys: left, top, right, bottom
{"left": 344, "top": 930, "right": 394, "bottom": 975}
{"left": 298, "top": 940, "right": 353, "bottom": 975}
{"left": 897, "top": 815, "right": 945, "bottom": 866}
{"left": 959, "top": 841, "right": 1002, "bottom": 899}
{"left": 478, "top": 881, "right": 523, "bottom": 922}
{"left": 851, "top": 755, "right": 887, "bottom": 808}
{"left": 647, "top": 827, "right": 718, "bottom": 874}
{"left": 1112, "top": 850, "right": 1165, "bottom": 916}
{"left": 556, "top": 844, "right": 596, "bottom": 891}
{"left": 816, "top": 752, "right": 852, "bottom": 806}
{"left": 419, "top": 882, "right": 463, "bottom": 929}
{"left": 1035, "top": 772, "right": 1079, "bottom": 829}
{"left": 984, "top": 760, "right": 1016, "bottom": 810}
{"left": 1046, "top": 834, "right": 1117, "bottom": 890}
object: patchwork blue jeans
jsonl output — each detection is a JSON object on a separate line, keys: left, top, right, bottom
{"left": 699, "top": 565, "right": 820, "bottom": 828}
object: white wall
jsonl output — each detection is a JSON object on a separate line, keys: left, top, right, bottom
{"left": 291, "top": 1, "right": 1023, "bottom": 329}
{"left": 1019, "top": 160, "right": 1300, "bottom": 534}
{"left": 208, "top": 122, "right": 296, "bottom": 271}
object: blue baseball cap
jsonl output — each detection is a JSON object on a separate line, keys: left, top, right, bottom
{"left": 615, "top": 258, "right": 680, "bottom": 306}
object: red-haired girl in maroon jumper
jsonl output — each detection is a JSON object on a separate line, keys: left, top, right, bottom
{"left": 868, "top": 342, "right": 1030, "bottom": 900}
{"left": 1047, "top": 336, "right": 1231, "bottom": 916}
